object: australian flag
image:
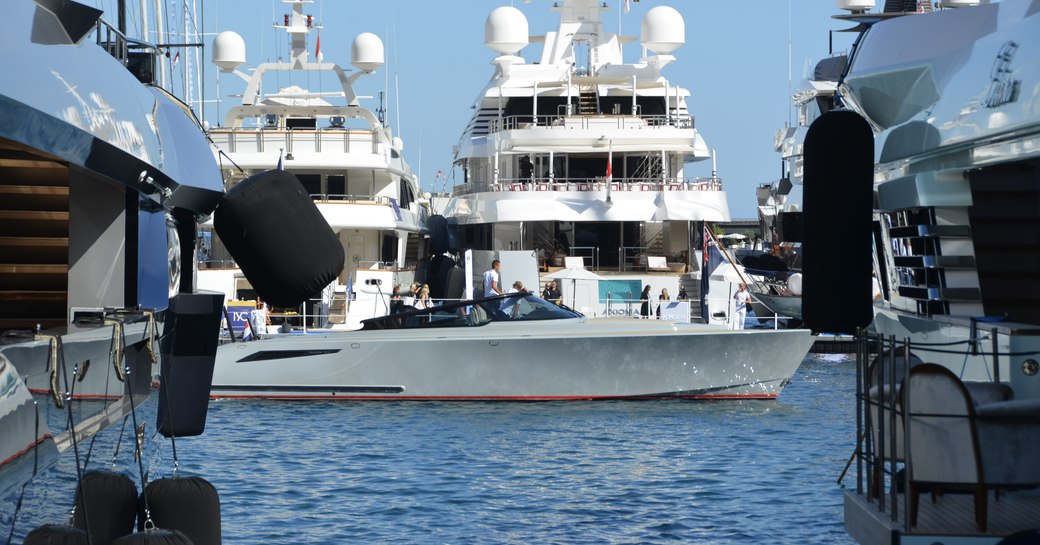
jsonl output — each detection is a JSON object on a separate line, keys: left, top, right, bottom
{"left": 700, "top": 224, "right": 724, "bottom": 323}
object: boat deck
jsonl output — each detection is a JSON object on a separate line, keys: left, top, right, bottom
{"left": 844, "top": 490, "right": 1040, "bottom": 545}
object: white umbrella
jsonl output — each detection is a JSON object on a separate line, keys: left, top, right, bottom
{"left": 543, "top": 267, "right": 603, "bottom": 308}
{"left": 718, "top": 233, "right": 747, "bottom": 240}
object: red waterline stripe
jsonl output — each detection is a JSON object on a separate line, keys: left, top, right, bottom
{"left": 210, "top": 393, "right": 778, "bottom": 401}
{"left": 0, "top": 434, "right": 54, "bottom": 468}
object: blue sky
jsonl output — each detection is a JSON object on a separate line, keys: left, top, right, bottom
{"left": 99, "top": 0, "right": 858, "bottom": 220}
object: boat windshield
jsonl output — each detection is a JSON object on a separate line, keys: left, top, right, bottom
{"left": 360, "top": 292, "right": 582, "bottom": 330}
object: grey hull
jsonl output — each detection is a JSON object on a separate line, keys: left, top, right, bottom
{"left": 211, "top": 319, "right": 815, "bottom": 400}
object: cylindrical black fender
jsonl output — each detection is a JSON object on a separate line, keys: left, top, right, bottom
{"left": 138, "top": 477, "right": 220, "bottom": 545}
{"left": 72, "top": 471, "right": 138, "bottom": 545}
{"left": 111, "top": 529, "right": 194, "bottom": 545}
{"left": 23, "top": 524, "right": 89, "bottom": 545}
{"left": 214, "top": 169, "right": 344, "bottom": 308}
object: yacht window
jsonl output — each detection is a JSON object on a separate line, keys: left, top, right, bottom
{"left": 297, "top": 174, "right": 321, "bottom": 199}
{"left": 327, "top": 175, "right": 345, "bottom": 200}
{"left": 286, "top": 118, "right": 317, "bottom": 129}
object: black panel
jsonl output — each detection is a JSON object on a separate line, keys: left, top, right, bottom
{"left": 967, "top": 159, "right": 1040, "bottom": 322}
{"left": 802, "top": 110, "right": 874, "bottom": 334}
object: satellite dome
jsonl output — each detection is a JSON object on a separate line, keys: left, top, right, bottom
{"left": 836, "top": 0, "right": 876, "bottom": 11}
{"left": 212, "top": 31, "right": 246, "bottom": 71}
{"left": 485, "top": 6, "right": 528, "bottom": 55}
{"left": 640, "top": 6, "right": 684, "bottom": 55}
{"left": 351, "top": 32, "right": 384, "bottom": 73}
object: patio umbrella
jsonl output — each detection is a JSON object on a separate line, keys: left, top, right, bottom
{"left": 718, "top": 233, "right": 747, "bottom": 240}
{"left": 543, "top": 267, "right": 603, "bottom": 308}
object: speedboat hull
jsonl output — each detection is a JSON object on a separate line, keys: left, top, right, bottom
{"left": 211, "top": 319, "right": 815, "bottom": 400}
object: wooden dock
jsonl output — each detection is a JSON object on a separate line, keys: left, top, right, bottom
{"left": 845, "top": 490, "right": 1040, "bottom": 545}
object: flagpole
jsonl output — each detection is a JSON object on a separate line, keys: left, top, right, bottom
{"left": 606, "top": 139, "right": 613, "bottom": 205}
{"left": 705, "top": 222, "right": 752, "bottom": 287}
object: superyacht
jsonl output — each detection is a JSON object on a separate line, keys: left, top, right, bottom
{"left": 442, "top": 0, "right": 728, "bottom": 318}
{"left": 201, "top": 1, "right": 428, "bottom": 330}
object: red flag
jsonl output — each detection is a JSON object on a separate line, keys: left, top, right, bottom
{"left": 605, "top": 153, "right": 612, "bottom": 183}
{"left": 315, "top": 34, "right": 323, "bottom": 62}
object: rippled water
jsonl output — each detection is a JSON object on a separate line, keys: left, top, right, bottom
{"left": 3, "top": 353, "right": 857, "bottom": 544}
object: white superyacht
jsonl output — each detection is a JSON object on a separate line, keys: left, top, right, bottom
{"left": 441, "top": 0, "right": 729, "bottom": 318}
{"left": 201, "top": 1, "right": 427, "bottom": 330}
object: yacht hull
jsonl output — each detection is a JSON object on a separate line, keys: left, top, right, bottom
{"left": 211, "top": 320, "right": 815, "bottom": 400}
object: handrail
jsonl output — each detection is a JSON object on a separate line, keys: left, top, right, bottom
{"left": 452, "top": 177, "right": 723, "bottom": 196}
{"left": 486, "top": 113, "right": 695, "bottom": 134}
{"left": 208, "top": 126, "right": 387, "bottom": 154}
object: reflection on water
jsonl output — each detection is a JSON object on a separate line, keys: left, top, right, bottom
{"left": 2, "top": 354, "right": 856, "bottom": 544}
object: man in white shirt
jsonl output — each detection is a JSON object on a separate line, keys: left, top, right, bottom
{"left": 483, "top": 260, "right": 503, "bottom": 297}
{"left": 732, "top": 283, "right": 751, "bottom": 330}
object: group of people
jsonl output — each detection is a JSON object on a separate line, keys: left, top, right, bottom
{"left": 638, "top": 285, "right": 688, "bottom": 319}
{"left": 484, "top": 259, "right": 534, "bottom": 298}
{"left": 390, "top": 282, "right": 433, "bottom": 313}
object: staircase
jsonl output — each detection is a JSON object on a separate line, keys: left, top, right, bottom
{"left": 404, "top": 232, "right": 421, "bottom": 265}
{"left": 631, "top": 154, "right": 662, "bottom": 182}
{"left": 0, "top": 145, "right": 70, "bottom": 332}
{"left": 578, "top": 85, "right": 598, "bottom": 115}
{"left": 327, "top": 290, "right": 347, "bottom": 325}
{"left": 680, "top": 274, "right": 703, "bottom": 322}
{"left": 644, "top": 231, "right": 665, "bottom": 257}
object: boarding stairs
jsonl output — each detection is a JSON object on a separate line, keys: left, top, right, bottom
{"left": 679, "top": 273, "right": 703, "bottom": 322}
{"left": 327, "top": 290, "right": 347, "bottom": 325}
{"left": 578, "top": 85, "right": 598, "bottom": 116}
{"left": 0, "top": 145, "right": 69, "bottom": 332}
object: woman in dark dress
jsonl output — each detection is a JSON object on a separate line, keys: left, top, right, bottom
{"left": 639, "top": 285, "right": 651, "bottom": 318}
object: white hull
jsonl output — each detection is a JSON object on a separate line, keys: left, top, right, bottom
{"left": 211, "top": 319, "right": 814, "bottom": 400}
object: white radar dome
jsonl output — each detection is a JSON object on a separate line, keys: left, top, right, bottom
{"left": 485, "top": 6, "right": 528, "bottom": 55}
{"left": 836, "top": 0, "right": 876, "bottom": 11}
{"left": 352, "top": 32, "right": 385, "bottom": 73}
{"left": 212, "top": 31, "right": 246, "bottom": 71}
{"left": 640, "top": 6, "right": 684, "bottom": 55}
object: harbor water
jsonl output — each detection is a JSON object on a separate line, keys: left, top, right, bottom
{"left": 3, "top": 353, "right": 857, "bottom": 544}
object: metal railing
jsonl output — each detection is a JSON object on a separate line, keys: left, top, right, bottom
{"left": 487, "top": 113, "right": 695, "bottom": 134}
{"left": 208, "top": 126, "right": 384, "bottom": 155}
{"left": 568, "top": 246, "right": 600, "bottom": 271}
{"left": 452, "top": 177, "right": 722, "bottom": 196}
{"left": 309, "top": 194, "right": 392, "bottom": 205}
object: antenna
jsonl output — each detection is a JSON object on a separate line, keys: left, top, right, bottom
{"left": 787, "top": 0, "right": 792, "bottom": 127}
{"left": 377, "top": 91, "right": 386, "bottom": 125}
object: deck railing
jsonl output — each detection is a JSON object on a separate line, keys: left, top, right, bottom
{"left": 452, "top": 177, "right": 722, "bottom": 196}
{"left": 208, "top": 127, "right": 384, "bottom": 155}
{"left": 487, "top": 113, "right": 695, "bottom": 134}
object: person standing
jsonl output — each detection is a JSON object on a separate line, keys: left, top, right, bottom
{"left": 390, "top": 285, "right": 403, "bottom": 314}
{"left": 542, "top": 280, "right": 560, "bottom": 304}
{"left": 656, "top": 288, "right": 670, "bottom": 319}
{"left": 404, "top": 282, "right": 419, "bottom": 307}
{"left": 483, "top": 259, "right": 504, "bottom": 297}
{"left": 248, "top": 298, "right": 269, "bottom": 340}
{"left": 415, "top": 284, "right": 433, "bottom": 310}
{"left": 639, "top": 285, "right": 651, "bottom": 318}
{"left": 733, "top": 283, "right": 751, "bottom": 330}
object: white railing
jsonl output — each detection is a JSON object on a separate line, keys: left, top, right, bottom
{"left": 452, "top": 177, "right": 722, "bottom": 196}
{"left": 487, "top": 114, "right": 695, "bottom": 134}
{"left": 208, "top": 127, "right": 382, "bottom": 155}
